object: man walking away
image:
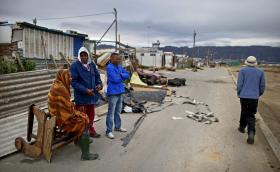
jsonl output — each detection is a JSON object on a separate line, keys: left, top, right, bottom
{"left": 106, "top": 52, "right": 130, "bottom": 139}
{"left": 237, "top": 56, "right": 266, "bottom": 144}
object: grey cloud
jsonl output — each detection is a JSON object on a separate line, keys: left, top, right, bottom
{"left": 0, "top": 0, "right": 280, "bottom": 47}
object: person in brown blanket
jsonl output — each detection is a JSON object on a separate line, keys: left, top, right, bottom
{"left": 48, "top": 69, "right": 99, "bottom": 161}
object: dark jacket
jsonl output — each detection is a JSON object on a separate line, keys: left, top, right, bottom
{"left": 106, "top": 62, "right": 130, "bottom": 96}
{"left": 70, "top": 61, "right": 102, "bottom": 105}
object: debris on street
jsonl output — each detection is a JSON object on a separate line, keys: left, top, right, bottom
{"left": 172, "top": 116, "right": 184, "bottom": 120}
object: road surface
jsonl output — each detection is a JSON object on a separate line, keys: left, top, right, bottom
{"left": 0, "top": 67, "right": 278, "bottom": 172}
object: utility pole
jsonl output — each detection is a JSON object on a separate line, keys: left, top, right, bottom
{"left": 93, "top": 40, "right": 97, "bottom": 55}
{"left": 193, "top": 30, "right": 196, "bottom": 48}
{"left": 192, "top": 30, "right": 196, "bottom": 58}
{"left": 114, "top": 8, "right": 118, "bottom": 52}
{"left": 118, "top": 34, "right": 121, "bottom": 50}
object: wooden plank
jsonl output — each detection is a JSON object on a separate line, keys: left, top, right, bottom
{"left": 52, "top": 137, "right": 75, "bottom": 151}
{"left": 32, "top": 106, "right": 47, "bottom": 148}
{"left": 50, "top": 55, "right": 58, "bottom": 68}
{"left": 131, "top": 83, "right": 168, "bottom": 91}
{"left": 59, "top": 52, "right": 70, "bottom": 65}
{"left": 42, "top": 116, "right": 56, "bottom": 163}
{"left": 27, "top": 105, "right": 34, "bottom": 141}
{"left": 41, "top": 36, "right": 48, "bottom": 69}
{"left": 14, "top": 52, "right": 25, "bottom": 71}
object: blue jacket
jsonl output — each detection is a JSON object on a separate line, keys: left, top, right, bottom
{"left": 237, "top": 66, "right": 266, "bottom": 99}
{"left": 106, "top": 62, "right": 130, "bottom": 96}
{"left": 70, "top": 61, "right": 102, "bottom": 105}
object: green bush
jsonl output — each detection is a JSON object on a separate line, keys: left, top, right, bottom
{"left": 0, "top": 60, "right": 18, "bottom": 74}
{"left": 0, "top": 59, "right": 36, "bottom": 74}
{"left": 22, "top": 59, "right": 36, "bottom": 71}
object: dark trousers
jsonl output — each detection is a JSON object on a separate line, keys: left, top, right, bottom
{"left": 239, "top": 98, "right": 258, "bottom": 134}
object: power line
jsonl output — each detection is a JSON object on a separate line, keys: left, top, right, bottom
{"left": 36, "top": 11, "right": 114, "bottom": 21}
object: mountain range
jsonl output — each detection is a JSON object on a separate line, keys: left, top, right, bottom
{"left": 97, "top": 45, "right": 280, "bottom": 63}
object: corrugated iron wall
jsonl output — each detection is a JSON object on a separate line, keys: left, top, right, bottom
{"left": 0, "top": 69, "right": 106, "bottom": 158}
{"left": 0, "top": 69, "right": 58, "bottom": 157}
{"left": 22, "top": 28, "right": 74, "bottom": 60}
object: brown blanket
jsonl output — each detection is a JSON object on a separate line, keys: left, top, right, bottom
{"left": 48, "top": 69, "right": 89, "bottom": 138}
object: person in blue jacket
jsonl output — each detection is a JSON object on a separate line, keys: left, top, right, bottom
{"left": 106, "top": 52, "right": 130, "bottom": 139}
{"left": 70, "top": 47, "right": 103, "bottom": 138}
{"left": 237, "top": 56, "right": 266, "bottom": 144}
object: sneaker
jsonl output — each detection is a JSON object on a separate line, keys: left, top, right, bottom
{"left": 115, "top": 128, "right": 127, "bottom": 132}
{"left": 106, "top": 132, "right": 114, "bottom": 139}
{"left": 247, "top": 132, "right": 255, "bottom": 144}
{"left": 238, "top": 127, "right": 245, "bottom": 133}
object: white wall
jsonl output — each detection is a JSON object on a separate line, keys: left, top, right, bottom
{"left": 165, "top": 55, "right": 174, "bottom": 67}
{"left": 0, "top": 26, "right": 12, "bottom": 43}
{"left": 136, "top": 52, "right": 163, "bottom": 68}
{"left": 155, "top": 53, "right": 163, "bottom": 67}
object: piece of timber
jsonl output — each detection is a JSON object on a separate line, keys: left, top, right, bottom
{"left": 42, "top": 116, "right": 56, "bottom": 163}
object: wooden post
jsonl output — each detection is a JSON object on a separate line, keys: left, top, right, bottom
{"left": 43, "top": 116, "right": 56, "bottom": 163}
{"left": 41, "top": 36, "right": 48, "bottom": 69}
{"left": 50, "top": 54, "right": 58, "bottom": 68}
{"left": 13, "top": 52, "right": 25, "bottom": 71}
{"left": 59, "top": 52, "right": 71, "bottom": 66}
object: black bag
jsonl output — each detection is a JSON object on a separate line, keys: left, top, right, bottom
{"left": 167, "top": 78, "right": 186, "bottom": 86}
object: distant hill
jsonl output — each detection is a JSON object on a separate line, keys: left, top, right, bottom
{"left": 96, "top": 44, "right": 280, "bottom": 63}
{"left": 96, "top": 44, "right": 115, "bottom": 50}
{"left": 160, "top": 46, "right": 280, "bottom": 63}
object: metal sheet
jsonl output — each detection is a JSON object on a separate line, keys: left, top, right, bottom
{"left": 22, "top": 28, "right": 74, "bottom": 60}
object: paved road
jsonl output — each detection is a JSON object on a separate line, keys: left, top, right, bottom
{"left": 0, "top": 68, "right": 277, "bottom": 172}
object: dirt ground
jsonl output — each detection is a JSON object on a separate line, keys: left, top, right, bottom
{"left": 231, "top": 66, "right": 280, "bottom": 143}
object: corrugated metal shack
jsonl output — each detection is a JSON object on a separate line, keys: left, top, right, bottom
{"left": 0, "top": 22, "right": 88, "bottom": 68}
{"left": 0, "top": 22, "right": 90, "bottom": 157}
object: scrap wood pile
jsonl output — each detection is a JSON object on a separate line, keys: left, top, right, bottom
{"left": 165, "top": 96, "right": 219, "bottom": 124}
{"left": 95, "top": 52, "right": 186, "bottom": 87}
{"left": 132, "top": 68, "right": 187, "bottom": 87}
{"left": 122, "top": 90, "right": 219, "bottom": 125}
{"left": 95, "top": 52, "right": 111, "bottom": 69}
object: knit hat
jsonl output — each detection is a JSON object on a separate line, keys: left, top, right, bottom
{"left": 245, "top": 56, "right": 257, "bottom": 66}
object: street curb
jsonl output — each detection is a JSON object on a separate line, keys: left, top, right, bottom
{"left": 226, "top": 67, "right": 280, "bottom": 161}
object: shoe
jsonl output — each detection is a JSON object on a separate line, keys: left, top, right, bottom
{"left": 78, "top": 134, "right": 99, "bottom": 161}
{"left": 247, "top": 132, "right": 255, "bottom": 144}
{"left": 106, "top": 132, "right": 114, "bottom": 139}
{"left": 238, "top": 127, "right": 245, "bottom": 133}
{"left": 115, "top": 128, "right": 127, "bottom": 132}
{"left": 90, "top": 133, "right": 101, "bottom": 138}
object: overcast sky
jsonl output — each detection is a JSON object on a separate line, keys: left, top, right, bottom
{"left": 1, "top": 0, "right": 280, "bottom": 47}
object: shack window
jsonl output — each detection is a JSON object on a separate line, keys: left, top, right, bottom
{"left": 141, "top": 53, "right": 144, "bottom": 56}
{"left": 150, "top": 53, "right": 156, "bottom": 56}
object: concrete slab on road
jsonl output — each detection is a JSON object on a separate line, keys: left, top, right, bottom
{"left": 0, "top": 68, "right": 278, "bottom": 172}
